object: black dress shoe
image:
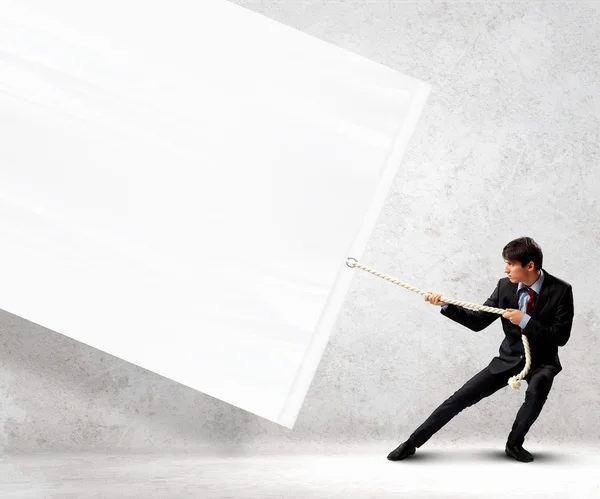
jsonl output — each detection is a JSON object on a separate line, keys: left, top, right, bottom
{"left": 505, "top": 443, "right": 534, "bottom": 462}
{"left": 387, "top": 440, "right": 416, "bottom": 461}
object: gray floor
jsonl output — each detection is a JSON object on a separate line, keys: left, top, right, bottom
{"left": 1, "top": 443, "right": 599, "bottom": 498}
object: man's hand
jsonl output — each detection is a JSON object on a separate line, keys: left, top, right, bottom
{"left": 503, "top": 308, "right": 525, "bottom": 325}
{"left": 425, "top": 292, "right": 446, "bottom": 306}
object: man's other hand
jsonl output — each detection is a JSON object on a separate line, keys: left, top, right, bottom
{"left": 503, "top": 308, "right": 525, "bottom": 325}
{"left": 425, "top": 292, "right": 446, "bottom": 306}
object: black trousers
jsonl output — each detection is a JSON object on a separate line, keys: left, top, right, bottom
{"left": 408, "top": 362, "right": 556, "bottom": 447}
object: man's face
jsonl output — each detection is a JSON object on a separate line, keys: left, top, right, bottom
{"left": 504, "top": 260, "right": 536, "bottom": 283}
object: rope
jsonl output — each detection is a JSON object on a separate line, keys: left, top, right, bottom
{"left": 345, "top": 257, "right": 531, "bottom": 390}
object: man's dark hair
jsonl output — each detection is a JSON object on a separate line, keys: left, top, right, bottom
{"left": 502, "top": 237, "right": 543, "bottom": 270}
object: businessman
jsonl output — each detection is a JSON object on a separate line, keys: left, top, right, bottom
{"left": 387, "top": 237, "right": 574, "bottom": 462}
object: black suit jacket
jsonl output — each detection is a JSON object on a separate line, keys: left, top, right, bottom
{"left": 440, "top": 269, "right": 574, "bottom": 374}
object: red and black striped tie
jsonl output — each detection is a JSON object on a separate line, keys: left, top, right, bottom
{"left": 526, "top": 288, "right": 536, "bottom": 313}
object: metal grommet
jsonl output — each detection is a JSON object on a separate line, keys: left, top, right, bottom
{"left": 345, "top": 256, "right": 358, "bottom": 268}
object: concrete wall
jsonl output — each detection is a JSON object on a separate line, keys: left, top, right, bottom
{"left": 1, "top": 0, "right": 599, "bottom": 452}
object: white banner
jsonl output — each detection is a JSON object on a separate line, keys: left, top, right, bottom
{"left": 0, "top": 0, "right": 430, "bottom": 427}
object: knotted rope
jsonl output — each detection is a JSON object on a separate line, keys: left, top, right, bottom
{"left": 345, "top": 257, "right": 530, "bottom": 390}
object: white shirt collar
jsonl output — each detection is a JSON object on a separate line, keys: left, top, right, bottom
{"left": 517, "top": 268, "right": 544, "bottom": 294}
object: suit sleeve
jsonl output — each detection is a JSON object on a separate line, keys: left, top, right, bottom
{"left": 439, "top": 279, "right": 501, "bottom": 332}
{"left": 522, "top": 285, "right": 574, "bottom": 346}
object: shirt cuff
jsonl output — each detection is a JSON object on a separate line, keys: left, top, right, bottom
{"left": 519, "top": 313, "right": 531, "bottom": 329}
{"left": 441, "top": 304, "right": 449, "bottom": 311}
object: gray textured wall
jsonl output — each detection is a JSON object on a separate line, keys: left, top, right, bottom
{"left": 1, "top": 1, "right": 599, "bottom": 452}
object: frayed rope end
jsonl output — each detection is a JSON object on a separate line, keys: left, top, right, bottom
{"left": 508, "top": 377, "right": 522, "bottom": 390}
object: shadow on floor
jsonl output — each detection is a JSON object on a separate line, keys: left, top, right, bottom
{"left": 394, "top": 448, "right": 572, "bottom": 464}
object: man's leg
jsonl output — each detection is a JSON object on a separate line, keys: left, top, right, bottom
{"left": 408, "top": 364, "right": 520, "bottom": 448}
{"left": 506, "top": 367, "right": 555, "bottom": 447}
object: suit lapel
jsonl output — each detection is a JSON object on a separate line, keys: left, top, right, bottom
{"left": 508, "top": 281, "right": 519, "bottom": 309}
{"left": 532, "top": 268, "right": 553, "bottom": 313}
